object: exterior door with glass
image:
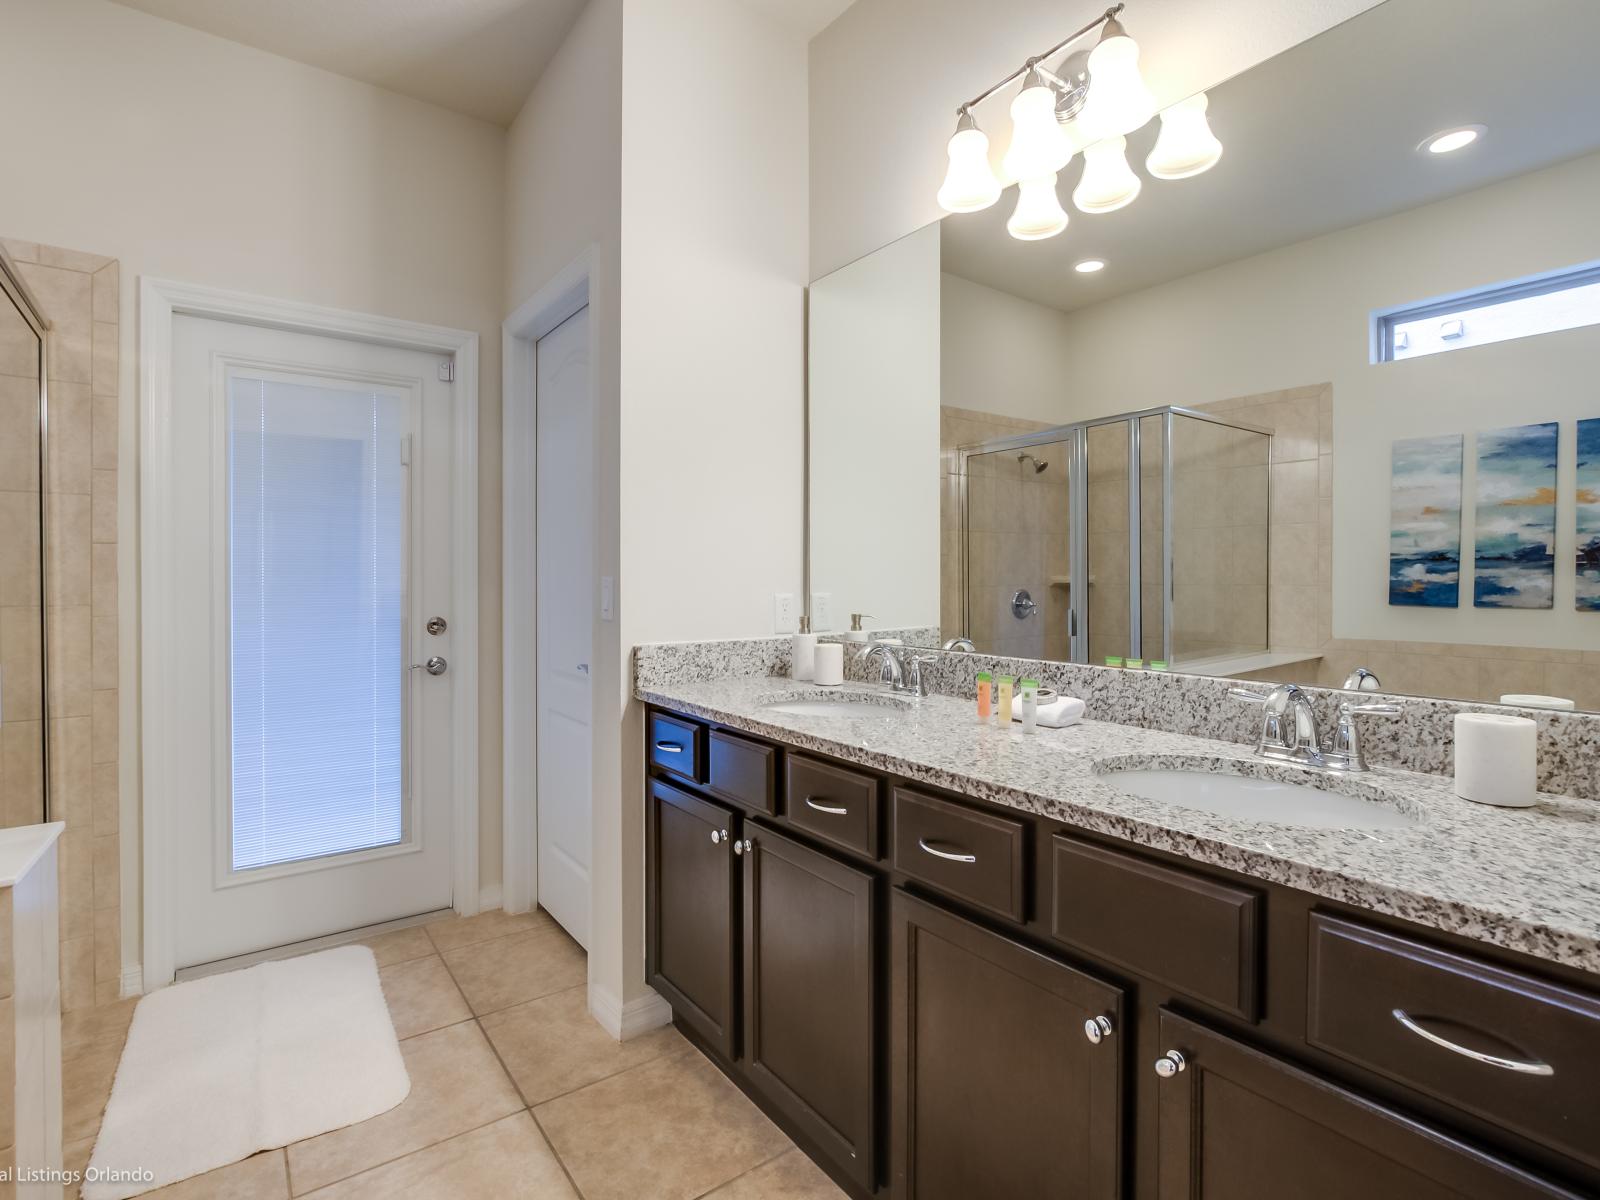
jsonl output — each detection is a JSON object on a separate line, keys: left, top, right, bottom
{"left": 167, "top": 314, "right": 456, "bottom": 971}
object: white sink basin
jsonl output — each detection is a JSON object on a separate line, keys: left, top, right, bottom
{"left": 1102, "top": 767, "right": 1420, "bottom": 831}
{"left": 760, "top": 695, "right": 911, "bottom": 718}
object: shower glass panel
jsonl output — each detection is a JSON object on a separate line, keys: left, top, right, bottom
{"left": 0, "top": 262, "right": 48, "bottom": 828}
{"left": 1139, "top": 414, "right": 1166, "bottom": 661}
{"left": 1085, "top": 423, "right": 1130, "bottom": 664}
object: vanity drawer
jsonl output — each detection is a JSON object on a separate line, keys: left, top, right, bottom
{"left": 1049, "top": 834, "right": 1261, "bottom": 1020}
{"left": 1307, "top": 913, "right": 1600, "bottom": 1170}
{"left": 891, "top": 787, "right": 1026, "bottom": 922}
{"left": 707, "top": 728, "right": 778, "bottom": 815}
{"left": 648, "top": 712, "right": 704, "bottom": 783}
{"left": 785, "top": 754, "right": 880, "bottom": 858}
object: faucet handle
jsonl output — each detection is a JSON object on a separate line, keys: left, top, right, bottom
{"left": 1341, "top": 700, "right": 1400, "bottom": 717}
{"left": 1229, "top": 687, "right": 1267, "bottom": 704}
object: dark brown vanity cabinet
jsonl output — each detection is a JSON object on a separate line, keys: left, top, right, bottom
{"left": 742, "top": 825, "right": 877, "bottom": 1191}
{"left": 890, "top": 891, "right": 1123, "bottom": 1199}
{"left": 1153, "top": 1011, "right": 1586, "bottom": 1200}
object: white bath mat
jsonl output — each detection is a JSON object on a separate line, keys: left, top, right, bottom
{"left": 85, "top": 945, "right": 411, "bottom": 1199}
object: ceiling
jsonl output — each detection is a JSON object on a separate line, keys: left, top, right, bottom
{"left": 939, "top": 0, "right": 1600, "bottom": 314}
{"left": 108, "top": 0, "right": 854, "bottom": 125}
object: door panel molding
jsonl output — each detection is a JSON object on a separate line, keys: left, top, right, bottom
{"left": 139, "top": 276, "right": 480, "bottom": 990}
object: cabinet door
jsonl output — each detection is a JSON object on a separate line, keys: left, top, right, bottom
{"left": 647, "top": 778, "right": 739, "bottom": 1059}
{"left": 742, "top": 824, "right": 877, "bottom": 1192}
{"left": 1154, "top": 1010, "right": 1585, "bottom": 1200}
{"left": 890, "top": 890, "right": 1123, "bottom": 1200}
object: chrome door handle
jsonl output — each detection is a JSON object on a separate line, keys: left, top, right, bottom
{"left": 1154, "top": 1051, "right": 1187, "bottom": 1078}
{"left": 804, "top": 796, "right": 850, "bottom": 816}
{"left": 1391, "top": 1009, "right": 1553, "bottom": 1076}
{"left": 654, "top": 741, "right": 683, "bottom": 754}
{"left": 409, "top": 656, "right": 447, "bottom": 676}
{"left": 917, "top": 837, "right": 976, "bottom": 864}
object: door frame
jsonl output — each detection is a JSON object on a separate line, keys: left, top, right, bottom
{"left": 138, "top": 276, "right": 481, "bottom": 990}
{"left": 500, "top": 247, "right": 598, "bottom": 918}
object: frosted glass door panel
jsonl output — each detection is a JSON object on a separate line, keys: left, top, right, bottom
{"left": 229, "top": 375, "right": 406, "bottom": 871}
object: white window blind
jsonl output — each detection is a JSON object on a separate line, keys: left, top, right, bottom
{"left": 229, "top": 375, "right": 405, "bottom": 871}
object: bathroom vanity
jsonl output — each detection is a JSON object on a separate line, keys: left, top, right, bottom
{"left": 639, "top": 678, "right": 1600, "bottom": 1200}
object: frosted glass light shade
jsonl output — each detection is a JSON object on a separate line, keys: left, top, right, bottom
{"left": 1007, "top": 174, "right": 1069, "bottom": 241}
{"left": 1146, "top": 93, "right": 1223, "bottom": 179}
{"left": 1073, "top": 137, "right": 1141, "bottom": 214}
{"left": 938, "top": 123, "right": 1002, "bottom": 212}
{"left": 1079, "top": 28, "right": 1157, "bottom": 139}
{"left": 1003, "top": 81, "right": 1073, "bottom": 181}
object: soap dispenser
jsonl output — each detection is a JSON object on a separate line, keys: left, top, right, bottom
{"left": 843, "top": 613, "right": 873, "bottom": 643}
{"left": 791, "top": 615, "right": 817, "bottom": 682}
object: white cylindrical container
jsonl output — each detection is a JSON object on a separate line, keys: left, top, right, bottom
{"left": 813, "top": 642, "right": 845, "bottom": 687}
{"left": 1453, "top": 712, "right": 1537, "bottom": 808}
{"left": 791, "top": 630, "right": 817, "bottom": 682}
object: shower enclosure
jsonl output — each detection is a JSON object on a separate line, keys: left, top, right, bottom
{"left": 958, "top": 406, "right": 1272, "bottom": 670}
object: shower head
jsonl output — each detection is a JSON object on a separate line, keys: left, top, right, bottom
{"left": 1017, "top": 453, "right": 1049, "bottom": 474}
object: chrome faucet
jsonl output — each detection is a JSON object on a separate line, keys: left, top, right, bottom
{"left": 1230, "top": 683, "right": 1325, "bottom": 767}
{"left": 942, "top": 637, "right": 977, "bottom": 652}
{"left": 862, "top": 643, "right": 934, "bottom": 698}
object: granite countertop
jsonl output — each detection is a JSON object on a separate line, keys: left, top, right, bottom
{"left": 636, "top": 676, "right": 1600, "bottom": 975}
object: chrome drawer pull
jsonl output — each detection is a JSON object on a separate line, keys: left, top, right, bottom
{"left": 1391, "top": 1009, "right": 1554, "bottom": 1076}
{"left": 654, "top": 741, "right": 684, "bottom": 754}
{"left": 917, "top": 837, "right": 976, "bottom": 864}
{"left": 805, "top": 796, "right": 850, "bottom": 816}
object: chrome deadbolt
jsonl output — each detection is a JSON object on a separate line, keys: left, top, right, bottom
{"left": 426, "top": 616, "right": 448, "bottom": 635}
{"left": 410, "top": 656, "right": 448, "bottom": 676}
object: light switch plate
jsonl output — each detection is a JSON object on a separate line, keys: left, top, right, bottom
{"left": 600, "top": 576, "right": 615, "bottom": 621}
{"left": 773, "top": 592, "right": 797, "bottom": 634}
{"left": 811, "top": 592, "right": 833, "bottom": 632}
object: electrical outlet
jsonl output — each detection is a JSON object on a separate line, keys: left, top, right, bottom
{"left": 811, "top": 592, "right": 833, "bottom": 632}
{"left": 773, "top": 592, "right": 797, "bottom": 634}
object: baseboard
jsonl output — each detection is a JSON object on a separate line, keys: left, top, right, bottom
{"left": 478, "top": 882, "right": 503, "bottom": 912}
{"left": 588, "top": 980, "right": 673, "bottom": 1042}
{"left": 120, "top": 964, "right": 143, "bottom": 998}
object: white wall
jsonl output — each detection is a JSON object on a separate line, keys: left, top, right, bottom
{"left": 940, "top": 270, "right": 1078, "bottom": 425}
{"left": 809, "top": 224, "right": 941, "bottom": 628}
{"left": 808, "top": 0, "right": 1382, "bottom": 278}
{"left": 0, "top": 0, "right": 506, "bottom": 978}
{"left": 1045, "top": 150, "right": 1600, "bottom": 648}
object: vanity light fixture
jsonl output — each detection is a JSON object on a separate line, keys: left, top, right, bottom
{"left": 1075, "top": 15, "right": 1158, "bottom": 140}
{"left": 1003, "top": 68, "right": 1076, "bottom": 181}
{"left": 1421, "top": 125, "right": 1484, "bottom": 154}
{"left": 1074, "top": 258, "right": 1107, "bottom": 273}
{"left": 1007, "top": 174, "right": 1070, "bottom": 241}
{"left": 1146, "top": 93, "right": 1223, "bottom": 179}
{"left": 937, "top": 109, "right": 1004, "bottom": 212}
{"left": 1073, "top": 136, "right": 1142, "bottom": 213}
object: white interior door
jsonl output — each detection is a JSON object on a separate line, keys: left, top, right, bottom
{"left": 167, "top": 315, "right": 456, "bottom": 970}
{"left": 535, "top": 306, "right": 593, "bottom": 947}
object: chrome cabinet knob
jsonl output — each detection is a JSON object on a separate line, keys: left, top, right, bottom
{"left": 711, "top": 829, "right": 727, "bottom": 845}
{"left": 1154, "top": 1051, "right": 1187, "bottom": 1078}
{"left": 733, "top": 838, "right": 753, "bottom": 856}
{"left": 1083, "top": 1015, "right": 1114, "bottom": 1045}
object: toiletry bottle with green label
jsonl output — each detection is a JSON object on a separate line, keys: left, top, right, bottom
{"left": 976, "top": 671, "right": 992, "bottom": 721}
{"left": 997, "top": 675, "right": 1014, "bottom": 724}
{"left": 1019, "top": 678, "right": 1039, "bottom": 733}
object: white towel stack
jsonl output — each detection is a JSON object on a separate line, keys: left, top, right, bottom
{"left": 1012, "top": 695, "right": 1086, "bottom": 728}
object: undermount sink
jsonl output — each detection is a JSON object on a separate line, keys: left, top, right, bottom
{"left": 1096, "top": 760, "right": 1421, "bottom": 831}
{"left": 760, "top": 693, "right": 912, "bottom": 718}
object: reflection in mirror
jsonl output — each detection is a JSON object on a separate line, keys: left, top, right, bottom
{"left": 807, "top": 0, "right": 1600, "bottom": 712}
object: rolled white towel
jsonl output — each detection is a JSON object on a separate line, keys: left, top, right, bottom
{"left": 1012, "top": 695, "right": 1085, "bottom": 728}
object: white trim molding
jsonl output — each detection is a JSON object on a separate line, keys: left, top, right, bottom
{"left": 588, "top": 980, "right": 673, "bottom": 1042}
{"left": 138, "top": 277, "right": 481, "bottom": 989}
{"left": 501, "top": 248, "right": 598, "bottom": 916}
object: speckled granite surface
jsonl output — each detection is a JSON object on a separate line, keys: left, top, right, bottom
{"left": 634, "top": 673, "right": 1600, "bottom": 975}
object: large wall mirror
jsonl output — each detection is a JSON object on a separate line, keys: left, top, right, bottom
{"left": 808, "top": 0, "right": 1600, "bottom": 712}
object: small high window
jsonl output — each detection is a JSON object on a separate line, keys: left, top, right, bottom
{"left": 1374, "top": 261, "right": 1600, "bottom": 363}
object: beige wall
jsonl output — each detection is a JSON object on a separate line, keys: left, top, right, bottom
{"left": 808, "top": 0, "right": 1383, "bottom": 278}
{"left": 0, "top": 0, "right": 506, "bottom": 994}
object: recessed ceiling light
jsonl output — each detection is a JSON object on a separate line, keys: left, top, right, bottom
{"left": 1075, "top": 258, "right": 1106, "bottom": 273}
{"left": 1420, "top": 125, "right": 1484, "bottom": 155}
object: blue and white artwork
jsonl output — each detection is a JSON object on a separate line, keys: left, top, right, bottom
{"left": 1388, "top": 434, "right": 1462, "bottom": 607}
{"left": 1474, "top": 422, "right": 1558, "bottom": 609}
{"left": 1578, "top": 418, "right": 1600, "bottom": 612}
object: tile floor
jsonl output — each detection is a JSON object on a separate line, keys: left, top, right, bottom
{"left": 60, "top": 909, "right": 846, "bottom": 1199}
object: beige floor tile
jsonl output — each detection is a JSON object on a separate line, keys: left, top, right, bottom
{"left": 144, "top": 1150, "right": 289, "bottom": 1199}
{"left": 481, "top": 984, "right": 685, "bottom": 1105}
{"left": 441, "top": 926, "right": 585, "bottom": 1016}
{"left": 534, "top": 1047, "right": 790, "bottom": 1200}
{"left": 701, "top": 1149, "right": 847, "bottom": 1199}
{"left": 62, "top": 1045, "right": 122, "bottom": 1142}
{"left": 377, "top": 956, "right": 470, "bottom": 1040}
{"left": 285, "top": 1021, "right": 522, "bottom": 1194}
{"left": 348, "top": 925, "right": 436, "bottom": 968}
{"left": 299, "top": 1113, "right": 576, "bottom": 1199}
{"left": 422, "top": 908, "right": 555, "bottom": 954}
{"left": 62, "top": 995, "right": 138, "bottom": 1062}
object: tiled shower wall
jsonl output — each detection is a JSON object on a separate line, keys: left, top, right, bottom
{"left": 2, "top": 238, "right": 120, "bottom": 1011}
